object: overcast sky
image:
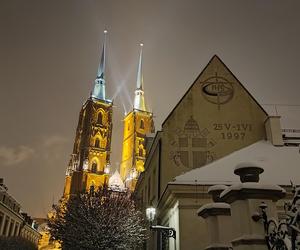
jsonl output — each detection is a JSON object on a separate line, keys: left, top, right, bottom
{"left": 1, "top": 0, "right": 300, "bottom": 217}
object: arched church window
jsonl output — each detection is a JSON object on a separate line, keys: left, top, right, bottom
{"left": 140, "top": 119, "right": 145, "bottom": 129}
{"left": 91, "top": 162, "right": 97, "bottom": 173}
{"left": 139, "top": 147, "right": 143, "bottom": 157}
{"left": 90, "top": 182, "right": 95, "bottom": 194}
{"left": 138, "top": 141, "right": 144, "bottom": 157}
{"left": 95, "top": 138, "right": 100, "bottom": 148}
{"left": 97, "top": 112, "right": 103, "bottom": 124}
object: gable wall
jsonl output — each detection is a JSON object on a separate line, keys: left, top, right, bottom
{"left": 160, "top": 56, "right": 268, "bottom": 193}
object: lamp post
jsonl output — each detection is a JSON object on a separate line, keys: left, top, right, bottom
{"left": 104, "top": 163, "right": 110, "bottom": 174}
{"left": 145, "top": 206, "right": 176, "bottom": 250}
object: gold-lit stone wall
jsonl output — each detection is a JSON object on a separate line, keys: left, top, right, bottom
{"left": 64, "top": 98, "right": 113, "bottom": 196}
{"left": 120, "top": 112, "right": 134, "bottom": 180}
{"left": 160, "top": 55, "right": 268, "bottom": 195}
{"left": 63, "top": 175, "right": 71, "bottom": 197}
{"left": 120, "top": 110, "right": 154, "bottom": 187}
{"left": 84, "top": 172, "right": 108, "bottom": 190}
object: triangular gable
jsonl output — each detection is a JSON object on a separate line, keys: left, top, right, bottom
{"left": 160, "top": 55, "right": 269, "bottom": 194}
{"left": 163, "top": 55, "right": 267, "bottom": 126}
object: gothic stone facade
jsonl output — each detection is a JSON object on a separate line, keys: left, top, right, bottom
{"left": 64, "top": 97, "right": 113, "bottom": 196}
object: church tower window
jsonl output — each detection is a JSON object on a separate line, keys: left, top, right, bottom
{"left": 90, "top": 182, "right": 95, "bottom": 193}
{"left": 95, "top": 138, "right": 100, "bottom": 148}
{"left": 139, "top": 147, "right": 143, "bottom": 157}
{"left": 97, "top": 112, "right": 103, "bottom": 125}
{"left": 138, "top": 141, "right": 144, "bottom": 157}
{"left": 140, "top": 119, "right": 145, "bottom": 129}
{"left": 91, "top": 162, "right": 97, "bottom": 173}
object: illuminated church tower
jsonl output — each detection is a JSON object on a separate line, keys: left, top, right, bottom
{"left": 63, "top": 31, "right": 113, "bottom": 197}
{"left": 120, "top": 44, "right": 154, "bottom": 190}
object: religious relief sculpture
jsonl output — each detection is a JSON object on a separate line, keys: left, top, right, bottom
{"left": 169, "top": 116, "right": 216, "bottom": 169}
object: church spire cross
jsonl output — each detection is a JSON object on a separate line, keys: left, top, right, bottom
{"left": 134, "top": 43, "right": 147, "bottom": 111}
{"left": 91, "top": 30, "right": 107, "bottom": 101}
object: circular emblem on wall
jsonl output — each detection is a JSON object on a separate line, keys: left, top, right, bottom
{"left": 201, "top": 73, "right": 234, "bottom": 108}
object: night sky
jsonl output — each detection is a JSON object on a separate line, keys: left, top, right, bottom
{"left": 1, "top": 0, "right": 300, "bottom": 217}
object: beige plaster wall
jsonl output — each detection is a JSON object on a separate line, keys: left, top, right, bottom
{"left": 161, "top": 55, "right": 268, "bottom": 193}
{"left": 158, "top": 191, "right": 212, "bottom": 250}
{"left": 136, "top": 134, "right": 161, "bottom": 208}
{"left": 179, "top": 207, "right": 208, "bottom": 250}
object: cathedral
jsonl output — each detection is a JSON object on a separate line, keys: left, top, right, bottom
{"left": 62, "top": 33, "right": 153, "bottom": 196}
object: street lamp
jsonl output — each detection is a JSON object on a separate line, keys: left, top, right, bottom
{"left": 83, "top": 159, "right": 89, "bottom": 171}
{"left": 145, "top": 206, "right": 176, "bottom": 250}
{"left": 104, "top": 163, "right": 110, "bottom": 174}
{"left": 146, "top": 206, "right": 156, "bottom": 223}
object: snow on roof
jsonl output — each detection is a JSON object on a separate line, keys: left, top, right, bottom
{"left": 108, "top": 170, "right": 125, "bottom": 190}
{"left": 197, "top": 202, "right": 230, "bottom": 213}
{"left": 220, "top": 183, "right": 286, "bottom": 198}
{"left": 263, "top": 105, "right": 300, "bottom": 132}
{"left": 174, "top": 140, "right": 300, "bottom": 186}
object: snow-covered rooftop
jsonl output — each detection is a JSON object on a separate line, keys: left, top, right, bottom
{"left": 108, "top": 170, "right": 125, "bottom": 190}
{"left": 174, "top": 140, "right": 300, "bottom": 186}
{"left": 263, "top": 105, "right": 300, "bottom": 138}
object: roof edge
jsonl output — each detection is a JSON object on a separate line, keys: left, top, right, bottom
{"left": 162, "top": 54, "right": 268, "bottom": 127}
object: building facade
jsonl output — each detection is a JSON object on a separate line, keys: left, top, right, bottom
{"left": 120, "top": 44, "right": 154, "bottom": 190}
{"left": 0, "top": 179, "right": 40, "bottom": 246}
{"left": 63, "top": 31, "right": 113, "bottom": 197}
{"left": 135, "top": 55, "right": 300, "bottom": 249}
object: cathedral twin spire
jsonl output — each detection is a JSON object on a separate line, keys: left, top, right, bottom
{"left": 91, "top": 30, "right": 107, "bottom": 101}
{"left": 133, "top": 44, "right": 147, "bottom": 112}
{"left": 91, "top": 31, "right": 148, "bottom": 112}
{"left": 63, "top": 31, "right": 152, "bottom": 196}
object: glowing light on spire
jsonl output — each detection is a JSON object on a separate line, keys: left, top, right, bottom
{"left": 134, "top": 43, "right": 147, "bottom": 111}
{"left": 91, "top": 30, "right": 108, "bottom": 101}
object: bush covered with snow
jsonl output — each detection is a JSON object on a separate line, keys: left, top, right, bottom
{"left": 48, "top": 186, "right": 147, "bottom": 249}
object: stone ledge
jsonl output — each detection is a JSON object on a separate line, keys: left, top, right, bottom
{"left": 197, "top": 202, "right": 231, "bottom": 218}
{"left": 205, "top": 243, "right": 232, "bottom": 250}
{"left": 231, "top": 234, "right": 266, "bottom": 246}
